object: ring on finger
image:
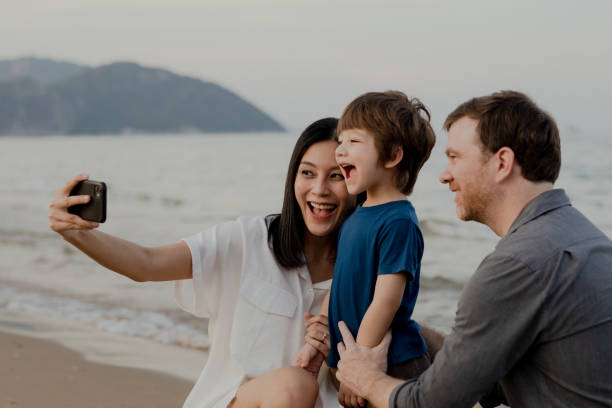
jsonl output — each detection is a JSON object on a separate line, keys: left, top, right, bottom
{"left": 321, "top": 332, "right": 328, "bottom": 342}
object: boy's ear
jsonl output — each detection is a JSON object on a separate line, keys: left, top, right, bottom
{"left": 384, "top": 147, "right": 403, "bottom": 169}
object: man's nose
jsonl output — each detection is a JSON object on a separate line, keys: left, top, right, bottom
{"left": 439, "top": 167, "right": 452, "bottom": 184}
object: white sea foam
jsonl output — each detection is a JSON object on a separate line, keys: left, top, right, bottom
{"left": 0, "top": 285, "right": 209, "bottom": 350}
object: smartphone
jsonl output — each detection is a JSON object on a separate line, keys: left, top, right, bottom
{"left": 68, "top": 180, "right": 107, "bottom": 223}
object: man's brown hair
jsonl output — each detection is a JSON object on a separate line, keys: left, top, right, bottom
{"left": 444, "top": 90, "right": 561, "bottom": 183}
{"left": 337, "top": 91, "right": 436, "bottom": 195}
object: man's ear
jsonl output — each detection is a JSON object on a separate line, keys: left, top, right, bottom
{"left": 384, "top": 147, "right": 403, "bottom": 169}
{"left": 494, "top": 147, "right": 515, "bottom": 182}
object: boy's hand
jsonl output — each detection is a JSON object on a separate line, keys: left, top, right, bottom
{"left": 303, "top": 349, "right": 325, "bottom": 377}
{"left": 293, "top": 343, "right": 324, "bottom": 377}
{"left": 338, "top": 382, "right": 366, "bottom": 407}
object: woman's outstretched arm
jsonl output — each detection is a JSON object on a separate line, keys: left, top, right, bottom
{"left": 49, "top": 174, "right": 192, "bottom": 282}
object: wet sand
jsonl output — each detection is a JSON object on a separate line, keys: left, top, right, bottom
{"left": 0, "top": 330, "right": 194, "bottom": 407}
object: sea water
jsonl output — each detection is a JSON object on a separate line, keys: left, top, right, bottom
{"left": 1, "top": 131, "right": 611, "bottom": 353}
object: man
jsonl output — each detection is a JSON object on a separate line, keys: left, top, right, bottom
{"left": 335, "top": 90, "right": 612, "bottom": 407}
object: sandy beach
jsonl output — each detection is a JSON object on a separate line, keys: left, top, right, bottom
{"left": 0, "top": 309, "right": 208, "bottom": 407}
{"left": 0, "top": 330, "right": 194, "bottom": 407}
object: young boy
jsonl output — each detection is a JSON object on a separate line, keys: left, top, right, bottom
{"left": 294, "top": 91, "right": 436, "bottom": 405}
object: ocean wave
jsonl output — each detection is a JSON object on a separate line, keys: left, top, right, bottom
{"left": 161, "top": 197, "right": 184, "bottom": 207}
{"left": 0, "top": 285, "right": 209, "bottom": 350}
{"left": 0, "top": 228, "right": 56, "bottom": 246}
{"left": 419, "top": 218, "right": 456, "bottom": 237}
{"left": 13, "top": 179, "right": 58, "bottom": 193}
{"left": 419, "top": 217, "right": 494, "bottom": 242}
{"left": 420, "top": 275, "right": 464, "bottom": 291}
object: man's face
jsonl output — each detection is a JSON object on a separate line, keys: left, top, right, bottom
{"left": 439, "top": 116, "right": 495, "bottom": 223}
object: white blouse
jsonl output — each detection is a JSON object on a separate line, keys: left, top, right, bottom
{"left": 175, "top": 216, "right": 339, "bottom": 408}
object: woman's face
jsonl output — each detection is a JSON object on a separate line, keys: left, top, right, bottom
{"left": 294, "top": 140, "right": 355, "bottom": 237}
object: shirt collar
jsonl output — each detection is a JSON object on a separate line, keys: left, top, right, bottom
{"left": 504, "top": 189, "right": 571, "bottom": 238}
{"left": 297, "top": 264, "right": 311, "bottom": 282}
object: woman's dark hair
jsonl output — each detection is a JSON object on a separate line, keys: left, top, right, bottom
{"left": 267, "top": 117, "right": 340, "bottom": 269}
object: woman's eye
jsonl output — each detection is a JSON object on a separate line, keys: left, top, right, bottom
{"left": 331, "top": 173, "right": 345, "bottom": 180}
{"left": 301, "top": 169, "right": 313, "bottom": 176}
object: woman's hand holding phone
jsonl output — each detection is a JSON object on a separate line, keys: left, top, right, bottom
{"left": 49, "top": 174, "right": 102, "bottom": 233}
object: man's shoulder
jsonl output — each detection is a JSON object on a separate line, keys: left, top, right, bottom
{"left": 499, "top": 203, "right": 609, "bottom": 268}
{"left": 471, "top": 203, "right": 612, "bottom": 303}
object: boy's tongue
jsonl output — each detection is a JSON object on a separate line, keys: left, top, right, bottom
{"left": 346, "top": 166, "right": 355, "bottom": 180}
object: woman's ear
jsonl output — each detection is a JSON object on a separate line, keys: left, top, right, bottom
{"left": 384, "top": 147, "right": 403, "bottom": 169}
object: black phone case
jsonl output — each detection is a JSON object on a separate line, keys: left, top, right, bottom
{"left": 68, "top": 180, "right": 107, "bottom": 223}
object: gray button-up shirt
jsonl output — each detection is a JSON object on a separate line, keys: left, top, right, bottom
{"left": 391, "top": 189, "right": 612, "bottom": 407}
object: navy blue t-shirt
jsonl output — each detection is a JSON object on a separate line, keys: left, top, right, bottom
{"left": 328, "top": 200, "right": 427, "bottom": 368}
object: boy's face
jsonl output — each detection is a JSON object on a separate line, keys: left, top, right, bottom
{"left": 335, "top": 128, "right": 387, "bottom": 195}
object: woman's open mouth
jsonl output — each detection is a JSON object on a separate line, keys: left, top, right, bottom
{"left": 307, "top": 201, "right": 337, "bottom": 219}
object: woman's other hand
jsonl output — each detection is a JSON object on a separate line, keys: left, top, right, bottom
{"left": 49, "top": 174, "right": 100, "bottom": 234}
{"left": 304, "top": 312, "right": 330, "bottom": 359}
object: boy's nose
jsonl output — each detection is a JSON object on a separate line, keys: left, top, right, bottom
{"left": 335, "top": 143, "right": 346, "bottom": 157}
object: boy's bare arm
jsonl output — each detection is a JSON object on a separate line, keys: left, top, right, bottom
{"left": 320, "top": 290, "right": 330, "bottom": 315}
{"left": 356, "top": 273, "right": 407, "bottom": 347}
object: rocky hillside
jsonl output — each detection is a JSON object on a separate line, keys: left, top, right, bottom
{"left": 0, "top": 58, "right": 284, "bottom": 135}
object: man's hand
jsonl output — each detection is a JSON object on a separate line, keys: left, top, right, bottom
{"left": 336, "top": 321, "right": 403, "bottom": 408}
{"left": 336, "top": 321, "right": 390, "bottom": 396}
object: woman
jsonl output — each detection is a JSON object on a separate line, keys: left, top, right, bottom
{"left": 49, "top": 118, "right": 356, "bottom": 408}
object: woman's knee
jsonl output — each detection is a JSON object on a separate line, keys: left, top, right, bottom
{"left": 273, "top": 367, "right": 319, "bottom": 405}
{"left": 233, "top": 367, "right": 318, "bottom": 408}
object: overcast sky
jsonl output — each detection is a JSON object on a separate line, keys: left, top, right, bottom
{"left": 2, "top": 0, "right": 611, "bottom": 133}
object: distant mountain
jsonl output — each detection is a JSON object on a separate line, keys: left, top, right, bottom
{"left": 0, "top": 57, "right": 87, "bottom": 85}
{"left": 0, "top": 58, "right": 285, "bottom": 135}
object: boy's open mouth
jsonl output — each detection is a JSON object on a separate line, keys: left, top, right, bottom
{"left": 307, "top": 201, "right": 337, "bottom": 219}
{"left": 340, "top": 165, "right": 356, "bottom": 181}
